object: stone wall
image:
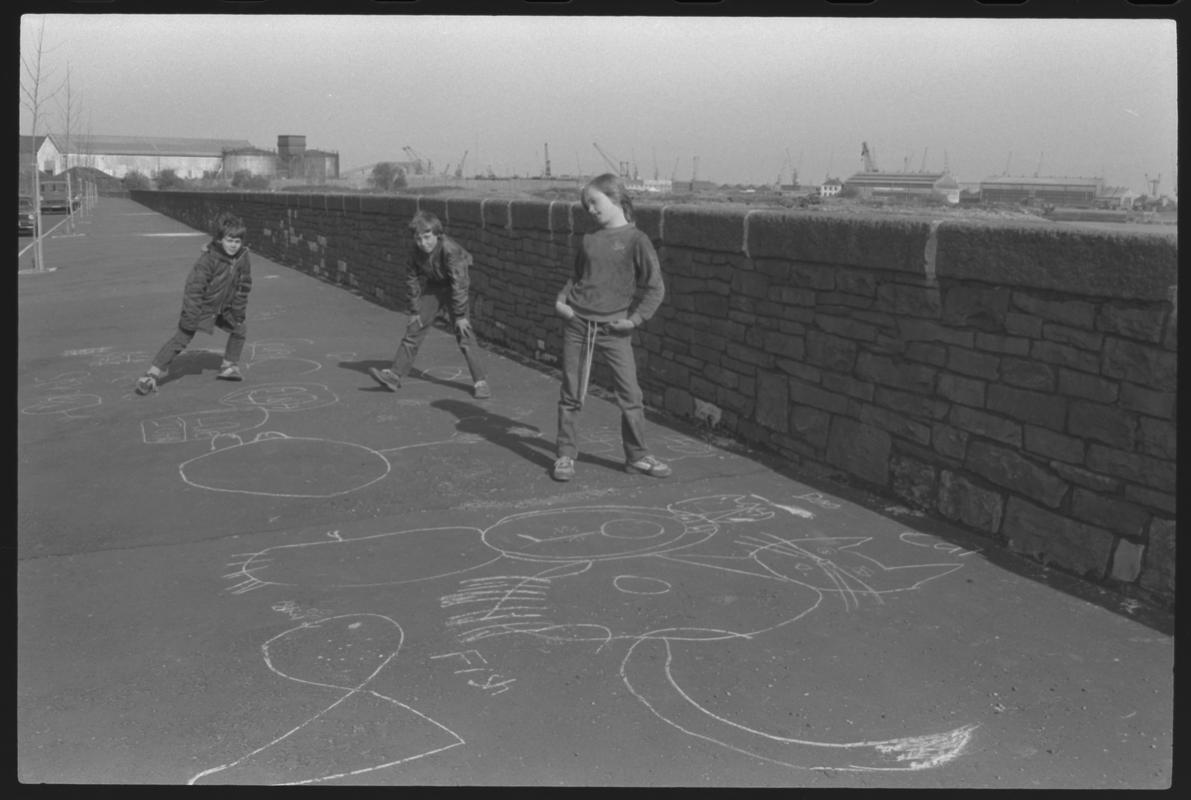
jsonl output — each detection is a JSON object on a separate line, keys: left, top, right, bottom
{"left": 130, "top": 189, "right": 1178, "bottom": 611}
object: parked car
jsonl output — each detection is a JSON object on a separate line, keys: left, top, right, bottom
{"left": 39, "top": 178, "right": 77, "bottom": 214}
{"left": 19, "top": 195, "right": 37, "bottom": 236}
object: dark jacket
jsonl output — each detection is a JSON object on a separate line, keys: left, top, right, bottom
{"left": 180, "top": 243, "right": 253, "bottom": 334}
{"left": 406, "top": 235, "right": 472, "bottom": 319}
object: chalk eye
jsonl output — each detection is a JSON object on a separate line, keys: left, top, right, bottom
{"left": 613, "top": 575, "right": 671, "bottom": 595}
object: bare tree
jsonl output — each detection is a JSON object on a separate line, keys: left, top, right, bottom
{"left": 57, "top": 63, "right": 84, "bottom": 232}
{"left": 19, "top": 16, "right": 62, "bottom": 273}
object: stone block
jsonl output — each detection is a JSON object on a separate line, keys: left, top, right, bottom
{"left": 1087, "top": 444, "right": 1175, "bottom": 493}
{"left": 856, "top": 352, "right": 936, "bottom": 393}
{"left": 906, "top": 342, "right": 947, "bottom": 366}
{"left": 1109, "top": 539, "right": 1144, "bottom": 583}
{"left": 789, "top": 404, "right": 830, "bottom": 449}
{"left": 1002, "top": 496, "right": 1115, "bottom": 579}
{"left": 859, "top": 404, "right": 932, "bottom": 445}
{"left": 1010, "top": 292, "right": 1096, "bottom": 328}
{"left": 1097, "top": 302, "right": 1166, "bottom": 343}
{"left": 447, "top": 198, "right": 483, "bottom": 226}
{"left": 946, "top": 346, "right": 1001, "bottom": 380}
{"left": 974, "top": 333, "right": 1031, "bottom": 357}
{"left": 966, "top": 441, "right": 1068, "bottom": 507}
{"left": 663, "top": 205, "right": 747, "bottom": 253}
{"left": 826, "top": 416, "right": 891, "bottom": 487}
{"left": 835, "top": 268, "right": 878, "bottom": 298}
{"left": 937, "top": 223, "right": 1176, "bottom": 300}
{"left": 1101, "top": 337, "right": 1177, "bottom": 392}
{"left": 1118, "top": 383, "right": 1175, "bottom": 419}
{"left": 1123, "top": 485, "right": 1175, "bottom": 516}
{"left": 1004, "top": 311, "right": 1044, "bottom": 337}
{"left": 999, "top": 358, "right": 1056, "bottom": 390}
{"left": 876, "top": 282, "right": 942, "bottom": 317}
{"left": 1031, "top": 340, "right": 1100, "bottom": 374}
{"left": 789, "top": 377, "right": 852, "bottom": 415}
{"left": 1139, "top": 517, "right": 1175, "bottom": 597}
{"left": 941, "top": 285, "right": 1010, "bottom": 331}
{"left": 748, "top": 211, "right": 931, "bottom": 272}
{"left": 509, "top": 200, "right": 552, "bottom": 232}
{"left": 1048, "top": 461, "right": 1120, "bottom": 493}
{"left": 805, "top": 330, "right": 858, "bottom": 372}
{"left": 1057, "top": 369, "right": 1119, "bottom": 403}
{"left": 482, "top": 198, "right": 510, "bottom": 229}
{"left": 1067, "top": 400, "right": 1138, "bottom": 450}
{"left": 1043, "top": 322, "right": 1104, "bottom": 351}
{"left": 1024, "top": 425, "right": 1085, "bottom": 463}
{"left": 816, "top": 313, "right": 879, "bottom": 342}
{"left": 755, "top": 371, "right": 789, "bottom": 433}
{"left": 890, "top": 454, "right": 938, "bottom": 510}
{"left": 937, "top": 470, "right": 1004, "bottom": 533}
{"left": 1137, "top": 417, "right": 1176, "bottom": 460}
{"left": 1071, "top": 488, "right": 1149, "bottom": 538}
{"left": 948, "top": 405, "right": 1022, "bottom": 446}
{"left": 875, "top": 386, "right": 950, "bottom": 420}
{"left": 931, "top": 423, "right": 969, "bottom": 460}
{"left": 987, "top": 384, "right": 1067, "bottom": 430}
{"left": 897, "top": 318, "right": 975, "bottom": 348}
{"left": 820, "top": 373, "right": 875, "bottom": 401}
{"left": 937, "top": 372, "right": 985, "bottom": 407}
{"left": 788, "top": 262, "right": 836, "bottom": 290}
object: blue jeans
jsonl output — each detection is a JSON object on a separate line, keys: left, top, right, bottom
{"left": 151, "top": 321, "right": 246, "bottom": 371}
{"left": 556, "top": 315, "right": 648, "bottom": 462}
{"left": 391, "top": 288, "right": 486, "bottom": 383}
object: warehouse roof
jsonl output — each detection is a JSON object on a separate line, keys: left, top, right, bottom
{"left": 844, "top": 171, "right": 955, "bottom": 188}
{"left": 47, "top": 134, "right": 255, "bottom": 157}
{"left": 979, "top": 175, "right": 1103, "bottom": 187}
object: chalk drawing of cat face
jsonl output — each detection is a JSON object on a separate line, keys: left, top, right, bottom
{"left": 221, "top": 495, "right": 977, "bottom": 773}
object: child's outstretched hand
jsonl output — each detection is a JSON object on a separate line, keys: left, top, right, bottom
{"left": 555, "top": 301, "right": 575, "bottom": 320}
{"left": 607, "top": 318, "right": 636, "bottom": 332}
{"left": 455, "top": 318, "right": 473, "bottom": 336}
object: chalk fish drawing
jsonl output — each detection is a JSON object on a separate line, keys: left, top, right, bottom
{"left": 222, "top": 494, "right": 977, "bottom": 773}
{"left": 189, "top": 613, "right": 463, "bottom": 785}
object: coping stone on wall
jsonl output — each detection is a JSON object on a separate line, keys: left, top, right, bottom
{"left": 634, "top": 204, "right": 663, "bottom": 242}
{"left": 419, "top": 196, "right": 449, "bottom": 225}
{"left": 663, "top": 204, "right": 748, "bottom": 253}
{"left": 934, "top": 221, "right": 1178, "bottom": 301}
{"left": 358, "top": 195, "right": 400, "bottom": 216}
{"left": 548, "top": 201, "right": 573, "bottom": 234}
{"left": 748, "top": 210, "right": 932, "bottom": 273}
{"left": 482, "top": 198, "right": 510, "bottom": 229}
{"left": 448, "top": 198, "right": 484, "bottom": 227}
{"left": 509, "top": 200, "right": 553, "bottom": 232}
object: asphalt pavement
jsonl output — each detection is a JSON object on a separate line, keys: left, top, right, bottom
{"left": 17, "top": 198, "right": 1173, "bottom": 788}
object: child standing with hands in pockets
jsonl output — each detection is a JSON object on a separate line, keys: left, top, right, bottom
{"left": 551, "top": 173, "right": 669, "bottom": 482}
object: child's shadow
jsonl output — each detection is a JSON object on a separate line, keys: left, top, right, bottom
{"left": 431, "top": 398, "right": 625, "bottom": 475}
{"left": 338, "top": 360, "right": 473, "bottom": 395}
{"left": 157, "top": 350, "right": 224, "bottom": 387}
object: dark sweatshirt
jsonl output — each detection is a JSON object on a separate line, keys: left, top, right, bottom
{"left": 557, "top": 224, "right": 664, "bottom": 325}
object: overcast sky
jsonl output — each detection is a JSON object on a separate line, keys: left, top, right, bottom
{"left": 20, "top": 14, "right": 1178, "bottom": 195}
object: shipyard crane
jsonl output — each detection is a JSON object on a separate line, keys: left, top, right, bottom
{"left": 690, "top": 155, "right": 700, "bottom": 192}
{"left": 593, "top": 142, "right": 625, "bottom": 177}
{"left": 403, "top": 146, "right": 430, "bottom": 175}
{"left": 670, "top": 156, "right": 680, "bottom": 183}
{"left": 861, "top": 141, "right": 879, "bottom": 173}
{"left": 543, "top": 142, "right": 552, "bottom": 178}
{"left": 1146, "top": 173, "right": 1161, "bottom": 197}
{"left": 920, "top": 147, "right": 928, "bottom": 172}
{"left": 775, "top": 148, "right": 793, "bottom": 190}
{"left": 455, "top": 150, "right": 468, "bottom": 179}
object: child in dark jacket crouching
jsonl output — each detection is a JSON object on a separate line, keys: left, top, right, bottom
{"left": 135, "top": 212, "right": 253, "bottom": 395}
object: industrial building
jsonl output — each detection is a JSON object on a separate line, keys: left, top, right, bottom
{"left": 978, "top": 175, "right": 1104, "bottom": 206}
{"left": 843, "top": 170, "right": 961, "bottom": 204}
{"left": 18, "top": 133, "right": 338, "bottom": 183}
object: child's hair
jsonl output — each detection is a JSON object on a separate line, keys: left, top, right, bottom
{"left": 408, "top": 210, "right": 444, "bottom": 236}
{"left": 214, "top": 212, "right": 247, "bottom": 241}
{"left": 583, "top": 173, "right": 635, "bottom": 222}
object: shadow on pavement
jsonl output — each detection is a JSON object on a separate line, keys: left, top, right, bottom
{"left": 155, "top": 350, "right": 225, "bottom": 388}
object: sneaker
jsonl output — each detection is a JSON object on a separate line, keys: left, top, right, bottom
{"left": 626, "top": 454, "right": 672, "bottom": 478}
{"left": 368, "top": 367, "right": 401, "bottom": 391}
{"left": 552, "top": 456, "right": 576, "bottom": 482}
{"left": 135, "top": 374, "right": 157, "bottom": 395}
{"left": 473, "top": 380, "right": 491, "bottom": 399}
{"left": 217, "top": 364, "right": 243, "bottom": 381}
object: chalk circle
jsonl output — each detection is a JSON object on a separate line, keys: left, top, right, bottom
{"left": 180, "top": 433, "right": 390, "bottom": 497}
{"left": 482, "top": 507, "right": 715, "bottom": 562}
{"left": 218, "top": 382, "right": 338, "bottom": 412}
{"left": 244, "top": 358, "right": 323, "bottom": 378}
{"left": 614, "top": 575, "right": 673, "bottom": 595}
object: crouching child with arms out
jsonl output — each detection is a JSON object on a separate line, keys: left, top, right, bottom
{"left": 135, "top": 212, "right": 252, "bottom": 395}
{"left": 369, "top": 211, "right": 490, "bottom": 399}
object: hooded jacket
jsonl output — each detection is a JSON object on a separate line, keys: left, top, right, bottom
{"left": 179, "top": 242, "right": 253, "bottom": 334}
